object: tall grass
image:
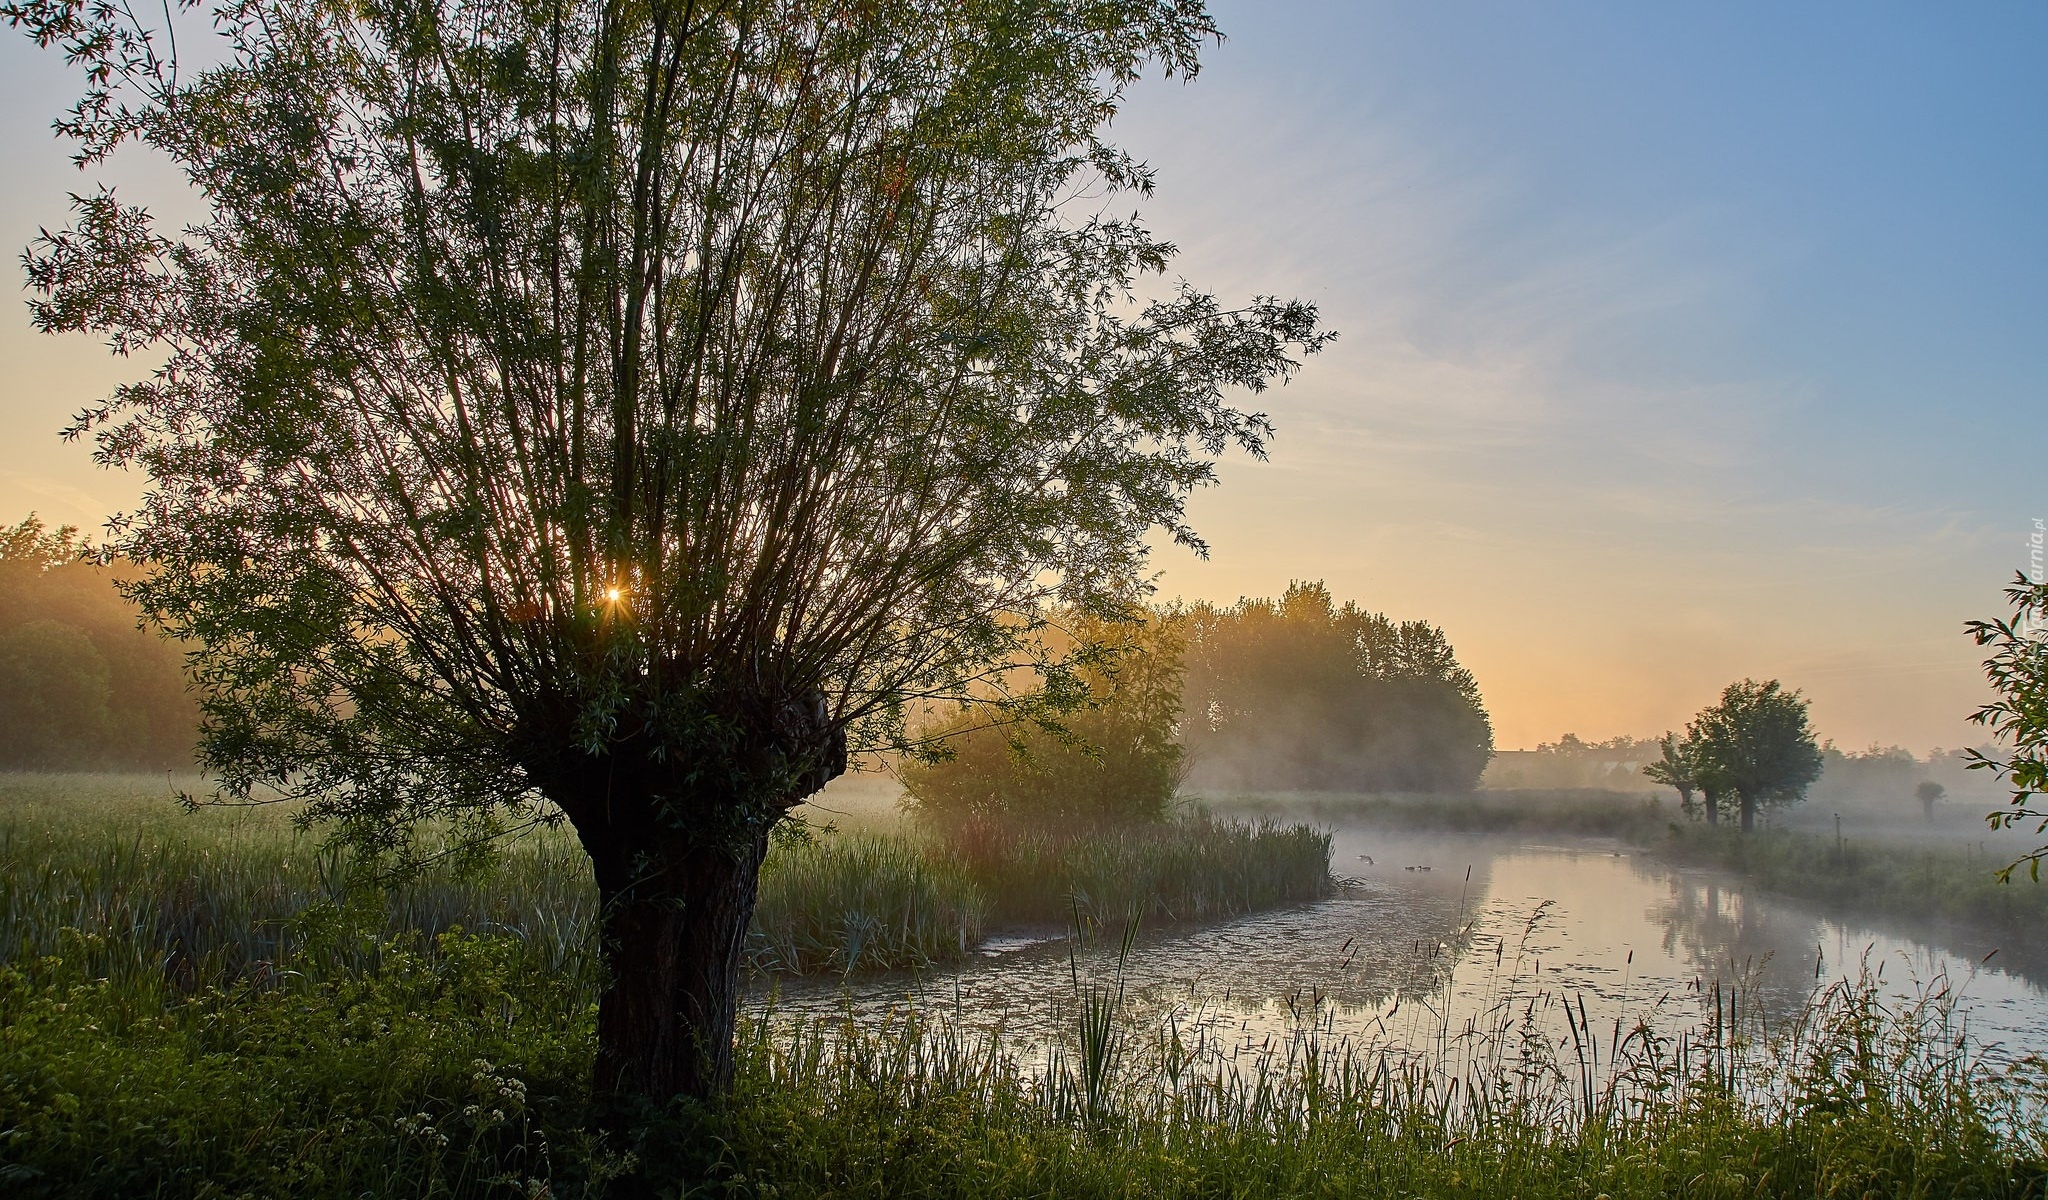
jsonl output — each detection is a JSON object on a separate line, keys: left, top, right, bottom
{"left": 718, "top": 964, "right": 2048, "bottom": 1200}
{"left": 0, "top": 811, "right": 598, "bottom": 998}
{"left": 2, "top": 776, "right": 2044, "bottom": 1196}
{"left": 751, "top": 832, "right": 987, "bottom": 973}
{"left": 0, "top": 774, "right": 1332, "bottom": 987}
{"left": 946, "top": 815, "right": 1334, "bottom": 926}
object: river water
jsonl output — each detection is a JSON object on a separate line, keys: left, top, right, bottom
{"left": 760, "top": 825, "right": 2048, "bottom": 1072}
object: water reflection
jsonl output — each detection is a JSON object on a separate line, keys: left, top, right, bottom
{"left": 759, "top": 827, "right": 2048, "bottom": 1067}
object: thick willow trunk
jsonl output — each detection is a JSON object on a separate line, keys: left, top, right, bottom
{"left": 523, "top": 691, "right": 846, "bottom": 1112}
{"left": 1702, "top": 789, "right": 1720, "bottom": 826}
{"left": 585, "top": 828, "right": 770, "bottom": 1106}
{"left": 1738, "top": 789, "right": 1757, "bottom": 833}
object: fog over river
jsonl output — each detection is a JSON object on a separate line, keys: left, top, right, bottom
{"left": 760, "top": 822, "right": 2048, "bottom": 1071}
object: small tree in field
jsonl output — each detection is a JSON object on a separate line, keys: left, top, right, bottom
{"left": 1915, "top": 779, "right": 1946, "bottom": 823}
{"left": 1642, "top": 731, "right": 1696, "bottom": 813}
{"left": 1966, "top": 572, "right": 2048, "bottom": 880}
{"left": 6, "top": 0, "right": 1327, "bottom": 1107}
{"left": 1688, "top": 679, "right": 1824, "bottom": 832}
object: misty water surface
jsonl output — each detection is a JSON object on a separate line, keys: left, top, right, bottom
{"left": 759, "top": 824, "right": 2048, "bottom": 1071}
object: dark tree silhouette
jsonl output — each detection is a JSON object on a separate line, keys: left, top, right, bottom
{"left": 1915, "top": 779, "right": 1946, "bottom": 822}
{"left": 1642, "top": 731, "right": 1697, "bottom": 813}
{"left": 7, "top": 0, "right": 1327, "bottom": 1106}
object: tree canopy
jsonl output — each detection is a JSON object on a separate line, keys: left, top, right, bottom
{"left": 7, "top": 0, "right": 1327, "bottom": 1105}
{"left": 0, "top": 515, "right": 196, "bottom": 769}
{"left": 1685, "top": 678, "right": 1823, "bottom": 832}
{"left": 1180, "top": 582, "right": 1492, "bottom": 793}
{"left": 899, "top": 608, "right": 1186, "bottom": 828}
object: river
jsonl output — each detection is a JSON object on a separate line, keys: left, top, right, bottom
{"left": 759, "top": 823, "right": 2048, "bottom": 1074}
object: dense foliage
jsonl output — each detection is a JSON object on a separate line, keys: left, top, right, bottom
{"left": 1181, "top": 582, "right": 1493, "bottom": 792}
{"left": 901, "top": 612, "right": 1187, "bottom": 827}
{"left": 1636, "top": 680, "right": 1823, "bottom": 830}
{"left": 1685, "top": 679, "right": 1824, "bottom": 832}
{"left": 1969, "top": 572, "right": 2048, "bottom": 879}
{"left": 0, "top": 516, "right": 194, "bottom": 769}
{"left": 7, "top": 0, "right": 1326, "bottom": 1101}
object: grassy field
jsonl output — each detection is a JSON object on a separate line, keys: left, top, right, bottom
{"left": 1211, "top": 785, "right": 2048, "bottom": 938}
{"left": 1658, "top": 822, "right": 2048, "bottom": 945}
{"left": 3, "top": 774, "right": 2046, "bottom": 1196}
{"left": 0, "top": 774, "right": 1333, "bottom": 983}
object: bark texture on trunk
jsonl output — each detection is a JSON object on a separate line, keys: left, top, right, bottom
{"left": 1738, "top": 789, "right": 1757, "bottom": 832}
{"left": 515, "top": 688, "right": 847, "bottom": 1112}
{"left": 586, "top": 828, "right": 770, "bottom": 1104}
{"left": 1703, "top": 789, "right": 1720, "bottom": 826}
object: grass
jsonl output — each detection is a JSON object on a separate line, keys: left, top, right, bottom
{"left": 751, "top": 831, "right": 988, "bottom": 973}
{"left": 2, "top": 774, "right": 2045, "bottom": 1196}
{"left": 0, "top": 773, "right": 1332, "bottom": 987}
{"left": 1210, "top": 784, "right": 2048, "bottom": 956}
{"left": 5, "top": 893, "right": 2044, "bottom": 1196}
{"left": 1659, "top": 822, "right": 2048, "bottom": 944}
{"left": 714, "top": 965, "right": 2048, "bottom": 1200}
{"left": 943, "top": 814, "right": 1335, "bottom": 927}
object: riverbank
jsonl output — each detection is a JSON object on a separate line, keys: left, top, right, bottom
{"left": 1209, "top": 787, "right": 2048, "bottom": 947}
{"left": 6, "top": 917, "right": 2042, "bottom": 1197}
{"left": 754, "top": 817, "right": 1332, "bottom": 972}
{"left": 5, "top": 775, "right": 2046, "bottom": 1196}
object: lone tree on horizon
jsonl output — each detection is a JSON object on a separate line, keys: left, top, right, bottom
{"left": 1916, "top": 779, "right": 1946, "bottom": 822}
{"left": 6, "top": 0, "right": 1327, "bottom": 1108}
{"left": 1688, "top": 678, "right": 1824, "bottom": 832}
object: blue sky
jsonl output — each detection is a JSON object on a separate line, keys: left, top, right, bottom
{"left": 1, "top": 1, "right": 2041, "bottom": 748}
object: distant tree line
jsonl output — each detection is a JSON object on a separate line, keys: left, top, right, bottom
{"left": 903, "top": 583, "right": 1495, "bottom": 825}
{"left": 0, "top": 515, "right": 195, "bottom": 770}
{"left": 1483, "top": 733, "right": 1663, "bottom": 790}
{"left": 1180, "top": 583, "right": 1493, "bottom": 793}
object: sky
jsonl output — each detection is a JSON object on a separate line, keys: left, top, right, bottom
{"left": 1, "top": 1, "right": 2042, "bottom": 751}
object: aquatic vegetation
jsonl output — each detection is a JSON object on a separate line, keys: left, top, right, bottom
{"left": 948, "top": 814, "right": 1335, "bottom": 926}
{"left": 751, "top": 832, "right": 988, "bottom": 973}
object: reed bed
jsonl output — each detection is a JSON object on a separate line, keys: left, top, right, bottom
{"left": 722, "top": 960, "right": 2048, "bottom": 1200}
{"left": 0, "top": 774, "right": 1333, "bottom": 990}
{"left": 751, "top": 832, "right": 988, "bottom": 973}
{"left": 946, "top": 815, "right": 1334, "bottom": 926}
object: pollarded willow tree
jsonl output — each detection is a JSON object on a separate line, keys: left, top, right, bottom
{"left": 7, "top": 0, "right": 1329, "bottom": 1104}
{"left": 1687, "top": 678, "right": 1823, "bottom": 833}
